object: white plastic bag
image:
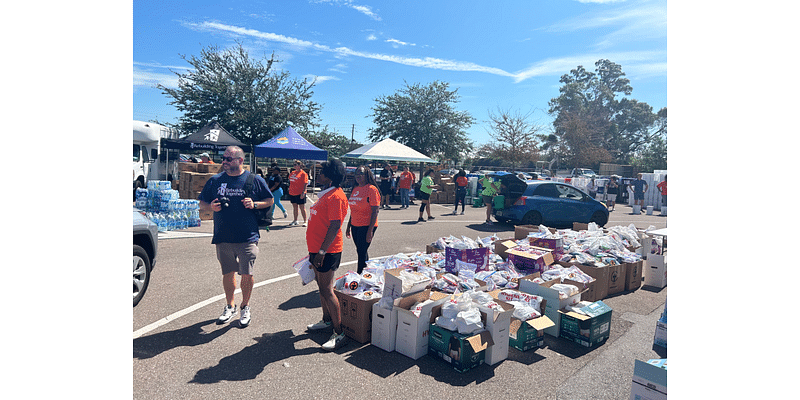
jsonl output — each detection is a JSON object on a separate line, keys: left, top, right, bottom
{"left": 551, "top": 284, "right": 579, "bottom": 299}
{"left": 456, "top": 307, "right": 484, "bottom": 334}
{"left": 292, "top": 256, "right": 315, "bottom": 286}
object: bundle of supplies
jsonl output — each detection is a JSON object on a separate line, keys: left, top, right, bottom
{"left": 335, "top": 269, "right": 385, "bottom": 300}
{"left": 432, "top": 272, "right": 481, "bottom": 293}
{"left": 496, "top": 289, "right": 545, "bottom": 320}
{"left": 434, "top": 292, "right": 485, "bottom": 335}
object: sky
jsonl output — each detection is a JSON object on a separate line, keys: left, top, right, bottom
{"left": 133, "top": 0, "right": 667, "bottom": 148}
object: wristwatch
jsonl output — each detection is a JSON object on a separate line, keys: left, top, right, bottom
{"left": 318, "top": 249, "right": 326, "bottom": 256}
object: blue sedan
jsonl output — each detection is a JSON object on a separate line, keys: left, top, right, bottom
{"left": 489, "top": 172, "right": 609, "bottom": 227}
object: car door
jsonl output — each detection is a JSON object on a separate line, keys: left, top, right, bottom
{"left": 554, "top": 184, "right": 591, "bottom": 223}
{"left": 531, "top": 183, "right": 564, "bottom": 223}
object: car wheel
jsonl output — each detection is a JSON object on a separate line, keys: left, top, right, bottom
{"left": 521, "top": 211, "right": 542, "bottom": 226}
{"left": 590, "top": 211, "right": 608, "bottom": 227}
{"left": 133, "top": 244, "right": 151, "bottom": 307}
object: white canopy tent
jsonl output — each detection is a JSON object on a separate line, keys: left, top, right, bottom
{"left": 342, "top": 138, "right": 437, "bottom": 163}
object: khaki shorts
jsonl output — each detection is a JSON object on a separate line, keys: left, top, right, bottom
{"left": 216, "top": 242, "right": 259, "bottom": 275}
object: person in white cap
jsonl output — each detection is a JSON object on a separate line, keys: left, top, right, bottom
{"left": 199, "top": 153, "right": 214, "bottom": 164}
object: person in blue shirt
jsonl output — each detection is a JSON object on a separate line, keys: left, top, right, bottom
{"left": 198, "top": 146, "right": 273, "bottom": 328}
{"left": 631, "top": 173, "right": 649, "bottom": 212}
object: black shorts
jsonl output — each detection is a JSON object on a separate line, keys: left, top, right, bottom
{"left": 380, "top": 184, "right": 392, "bottom": 196}
{"left": 308, "top": 252, "right": 342, "bottom": 273}
{"left": 289, "top": 193, "right": 306, "bottom": 205}
{"left": 416, "top": 190, "right": 430, "bottom": 201}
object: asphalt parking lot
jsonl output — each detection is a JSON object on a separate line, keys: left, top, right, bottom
{"left": 133, "top": 197, "right": 667, "bottom": 400}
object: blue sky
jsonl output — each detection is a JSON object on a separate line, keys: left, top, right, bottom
{"left": 133, "top": 0, "right": 667, "bottom": 148}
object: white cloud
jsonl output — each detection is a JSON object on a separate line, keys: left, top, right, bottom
{"left": 304, "top": 75, "right": 340, "bottom": 84}
{"left": 366, "top": 34, "right": 377, "bottom": 41}
{"left": 386, "top": 38, "right": 415, "bottom": 48}
{"left": 312, "top": 0, "right": 381, "bottom": 21}
{"left": 133, "top": 66, "right": 180, "bottom": 89}
{"left": 544, "top": 1, "right": 666, "bottom": 49}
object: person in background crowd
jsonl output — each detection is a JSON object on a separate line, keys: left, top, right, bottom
{"left": 417, "top": 169, "right": 438, "bottom": 222}
{"left": 478, "top": 174, "right": 500, "bottom": 225}
{"left": 657, "top": 175, "right": 667, "bottom": 207}
{"left": 268, "top": 165, "right": 289, "bottom": 219}
{"left": 346, "top": 165, "right": 380, "bottom": 274}
{"left": 305, "top": 159, "right": 349, "bottom": 351}
{"left": 586, "top": 177, "right": 598, "bottom": 199}
{"left": 631, "top": 173, "right": 649, "bottom": 212}
{"left": 379, "top": 162, "right": 394, "bottom": 209}
{"left": 288, "top": 160, "right": 309, "bottom": 227}
{"left": 198, "top": 146, "right": 273, "bottom": 328}
{"left": 452, "top": 169, "right": 468, "bottom": 215}
{"left": 397, "top": 166, "right": 415, "bottom": 209}
{"left": 606, "top": 176, "right": 619, "bottom": 211}
{"left": 199, "top": 152, "right": 214, "bottom": 164}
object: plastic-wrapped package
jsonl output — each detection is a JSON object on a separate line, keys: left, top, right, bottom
{"left": 355, "top": 290, "right": 382, "bottom": 301}
{"left": 457, "top": 307, "right": 484, "bottom": 334}
{"left": 551, "top": 283, "right": 579, "bottom": 299}
{"left": 565, "top": 301, "right": 594, "bottom": 315}
{"left": 435, "top": 315, "right": 458, "bottom": 331}
{"left": 411, "top": 299, "right": 434, "bottom": 317}
{"left": 399, "top": 269, "right": 431, "bottom": 292}
{"left": 455, "top": 259, "right": 478, "bottom": 274}
{"left": 508, "top": 301, "right": 542, "bottom": 321}
{"left": 563, "top": 266, "right": 594, "bottom": 285}
{"left": 541, "top": 267, "right": 566, "bottom": 281}
{"left": 497, "top": 290, "right": 543, "bottom": 313}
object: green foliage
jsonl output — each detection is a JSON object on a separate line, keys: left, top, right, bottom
{"left": 548, "top": 59, "right": 666, "bottom": 170}
{"left": 305, "top": 126, "right": 362, "bottom": 159}
{"left": 484, "top": 107, "right": 545, "bottom": 168}
{"left": 159, "top": 43, "right": 321, "bottom": 152}
{"left": 368, "top": 80, "right": 475, "bottom": 161}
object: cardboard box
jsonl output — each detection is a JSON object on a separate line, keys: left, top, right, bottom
{"left": 382, "top": 267, "right": 430, "bottom": 304}
{"left": 515, "top": 225, "right": 546, "bottom": 240}
{"left": 625, "top": 260, "right": 644, "bottom": 291}
{"left": 528, "top": 236, "right": 564, "bottom": 252}
{"left": 607, "top": 263, "right": 627, "bottom": 296}
{"left": 570, "top": 263, "right": 609, "bottom": 302}
{"left": 643, "top": 254, "right": 667, "bottom": 289}
{"left": 506, "top": 247, "right": 554, "bottom": 274}
{"left": 444, "top": 246, "right": 490, "bottom": 274}
{"left": 653, "top": 320, "right": 667, "bottom": 348}
{"left": 394, "top": 290, "right": 449, "bottom": 360}
{"left": 334, "top": 289, "right": 380, "bottom": 343}
{"left": 629, "top": 359, "right": 667, "bottom": 400}
{"left": 493, "top": 239, "right": 520, "bottom": 260}
{"left": 427, "top": 308, "right": 494, "bottom": 373}
{"left": 475, "top": 299, "right": 515, "bottom": 365}
{"left": 559, "top": 300, "right": 613, "bottom": 348}
{"left": 508, "top": 315, "right": 555, "bottom": 351}
{"left": 371, "top": 303, "right": 398, "bottom": 352}
{"left": 519, "top": 276, "right": 586, "bottom": 337}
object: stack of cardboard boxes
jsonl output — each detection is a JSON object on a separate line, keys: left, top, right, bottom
{"left": 177, "top": 162, "right": 249, "bottom": 220}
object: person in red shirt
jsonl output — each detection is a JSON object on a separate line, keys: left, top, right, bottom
{"left": 451, "top": 169, "right": 469, "bottom": 215}
{"left": 305, "top": 159, "right": 349, "bottom": 351}
{"left": 397, "top": 166, "right": 415, "bottom": 209}
{"left": 288, "top": 160, "right": 309, "bottom": 226}
{"left": 656, "top": 175, "right": 667, "bottom": 207}
{"left": 346, "top": 165, "right": 381, "bottom": 274}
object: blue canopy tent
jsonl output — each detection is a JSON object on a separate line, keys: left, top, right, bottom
{"left": 254, "top": 126, "right": 328, "bottom": 161}
{"left": 254, "top": 126, "right": 328, "bottom": 195}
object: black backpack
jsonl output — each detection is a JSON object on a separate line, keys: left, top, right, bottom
{"left": 244, "top": 171, "right": 272, "bottom": 227}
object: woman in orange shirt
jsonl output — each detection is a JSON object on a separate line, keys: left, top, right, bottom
{"left": 452, "top": 169, "right": 469, "bottom": 215}
{"left": 288, "top": 160, "right": 309, "bottom": 226}
{"left": 346, "top": 165, "right": 381, "bottom": 274}
{"left": 305, "top": 158, "right": 349, "bottom": 351}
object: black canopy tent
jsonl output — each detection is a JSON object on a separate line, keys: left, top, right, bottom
{"left": 159, "top": 122, "right": 252, "bottom": 179}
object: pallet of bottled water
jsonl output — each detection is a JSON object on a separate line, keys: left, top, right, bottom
{"left": 135, "top": 181, "right": 201, "bottom": 231}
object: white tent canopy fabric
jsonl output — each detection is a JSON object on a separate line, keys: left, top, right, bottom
{"left": 342, "top": 138, "right": 436, "bottom": 163}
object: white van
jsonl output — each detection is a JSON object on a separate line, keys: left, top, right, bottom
{"left": 133, "top": 120, "right": 180, "bottom": 191}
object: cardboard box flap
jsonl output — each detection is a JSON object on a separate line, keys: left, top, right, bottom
{"left": 465, "top": 330, "right": 494, "bottom": 352}
{"left": 477, "top": 299, "right": 515, "bottom": 323}
{"left": 525, "top": 315, "right": 555, "bottom": 330}
{"left": 393, "top": 289, "right": 433, "bottom": 310}
{"left": 578, "top": 300, "right": 612, "bottom": 317}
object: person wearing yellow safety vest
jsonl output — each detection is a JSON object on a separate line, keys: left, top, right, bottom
{"left": 478, "top": 175, "right": 500, "bottom": 225}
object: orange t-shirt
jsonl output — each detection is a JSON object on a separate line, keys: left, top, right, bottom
{"left": 456, "top": 176, "right": 468, "bottom": 187}
{"left": 398, "top": 171, "right": 415, "bottom": 189}
{"left": 306, "top": 187, "right": 349, "bottom": 254}
{"left": 288, "top": 169, "right": 309, "bottom": 196}
{"left": 349, "top": 185, "right": 380, "bottom": 227}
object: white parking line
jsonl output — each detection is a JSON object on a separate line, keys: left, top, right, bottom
{"left": 134, "top": 258, "right": 357, "bottom": 339}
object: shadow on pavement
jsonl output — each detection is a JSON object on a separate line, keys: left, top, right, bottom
{"left": 277, "top": 290, "right": 320, "bottom": 311}
{"left": 190, "top": 330, "right": 320, "bottom": 384}
{"left": 134, "top": 319, "right": 234, "bottom": 360}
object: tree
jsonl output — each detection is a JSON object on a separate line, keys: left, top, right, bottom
{"left": 548, "top": 59, "right": 666, "bottom": 170}
{"left": 159, "top": 43, "right": 321, "bottom": 163}
{"left": 368, "top": 80, "right": 474, "bottom": 161}
{"left": 305, "top": 126, "right": 362, "bottom": 159}
{"left": 485, "top": 107, "right": 544, "bottom": 168}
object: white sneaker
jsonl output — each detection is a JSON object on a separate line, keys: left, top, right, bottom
{"left": 217, "top": 305, "right": 238, "bottom": 325}
{"left": 307, "top": 320, "right": 332, "bottom": 331}
{"left": 302, "top": 222, "right": 307, "bottom": 227}
{"left": 289, "top": 221, "right": 299, "bottom": 226}
{"left": 460, "top": 211, "right": 465, "bottom": 215}
{"left": 239, "top": 305, "right": 251, "bottom": 327}
{"left": 322, "top": 331, "right": 347, "bottom": 351}
{"left": 283, "top": 211, "right": 288, "bottom": 218}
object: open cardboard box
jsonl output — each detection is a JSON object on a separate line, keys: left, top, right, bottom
{"left": 519, "top": 274, "right": 586, "bottom": 337}
{"left": 506, "top": 246, "right": 555, "bottom": 274}
{"left": 427, "top": 304, "right": 494, "bottom": 373}
{"left": 558, "top": 261, "right": 608, "bottom": 302}
{"left": 393, "top": 290, "right": 450, "bottom": 360}
{"left": 383, "top": 267, "right": 431, "bottom": 304}
{"left": 487, "top": 288, "right": 554, "bottom": 351}
{"left": 558, "top": 300, "right": 613, "bottom": 348}
{"left": 334, "top": 289, "right": 381, "bottom": 344}
{"left": 475, "top": 298, "right": 515, "bottom": 365}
